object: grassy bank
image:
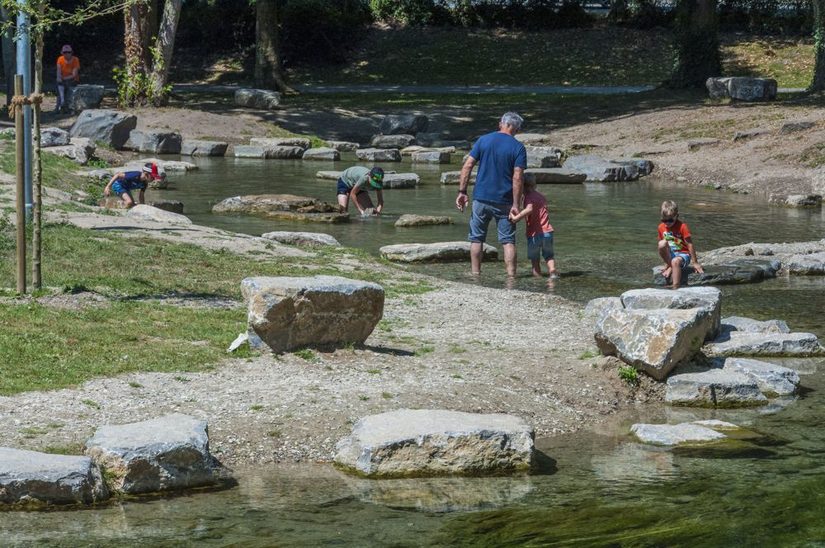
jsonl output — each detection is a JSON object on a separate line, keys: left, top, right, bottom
{"left": 286, "top": 26, "right": 813, "bottom": 89}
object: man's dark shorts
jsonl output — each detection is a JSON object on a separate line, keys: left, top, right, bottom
{"left": 337, "top": 178, "right": 366, "bottom": 196}
{"left": 468, "top": 200, "right": 516, "bottom": 245}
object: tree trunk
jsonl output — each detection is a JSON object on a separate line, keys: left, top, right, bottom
{"left": 1, "top": 6, "right": 15, "bottom": 107}
{"left": 32, "top": 4, "right": 44, "bottom": 290}
{"left": 149, "top": 0, "right": 182, "bottom": 105}
{"left": 811, "top": 0, "right": 825, "bottom": 91}
{"left": 669, "top": 0, "right": 721, "bottom": 88}
{"left": 255, "top": 0, "right": 291, "bottom": 93}
{"left": 123, "top": 0, "right": 150, "bottom": 104}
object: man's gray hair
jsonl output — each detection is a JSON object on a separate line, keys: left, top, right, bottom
{"left": 500, "top": 112, "right": 524, "bottom": 131}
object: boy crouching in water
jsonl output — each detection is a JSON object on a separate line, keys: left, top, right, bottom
{"left": 103, "top": 162, "right": 164, "bottom": 208}
{"left": 658, "top": 200, "right": 703, "bottom": 287}
{"left": 509, "top": 179, "right": 558, "bottom": 278}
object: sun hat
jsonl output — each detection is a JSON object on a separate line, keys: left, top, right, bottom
{"left": 142, "top": 162, "right": 163, "bottom": 180}
{"left": 368, "top": 166, "right": 384, "bottom": 189}
{"left": 61, "top": 45, "right": 73, "bottom": 54}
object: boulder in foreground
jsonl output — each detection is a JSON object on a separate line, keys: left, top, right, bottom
{"left": 0, "top": 447, "right": 109, "bottom": 507}
{"left": 334, "top": 409, "right": 534, "bottom": 478}
{"left": 85, "top": 414, "right": 228, "bottom": 495}
{"left": 380, "top": 241, "right": 498, "bottom": 263}
{"left": 70, "top": 109, "right": 137, "bottom": 149}
{"left": 242, "top": 275, "right": 384, "bottom": 352}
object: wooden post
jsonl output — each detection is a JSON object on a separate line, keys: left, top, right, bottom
{"left": 14, "top": 74, "right": 26, "bottom": 294}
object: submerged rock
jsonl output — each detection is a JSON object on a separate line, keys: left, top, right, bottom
{"left": 0, "top": 447, "right": 109, "bottom": 507}
{"left": 241, "top": 275, "right": 384, "bottom": 352}
{"left": 630, "top": 422, "right": 729, "bottom": 446}
{"left": 333, "top": 409, "right": 534, "bottom": 478}
{"left": 394, "top": 214, "right": 453, "bottom": 227}
{"left": 653, "top": 258, "right": 780, "bottom": 286}
{"left": 261, "top": 231, "right": 341, "bottom": 247}
{"left": 212, "top": 194, "right": 349, "bottom": 223}
{"left": 85, "top": 413, "right": 228, "bottom": 494}
{"left": 666, "top": 369, "right": 768, "bottom": 407}
{"left": 380, "top": 242, "right": 498, "bottom": 263}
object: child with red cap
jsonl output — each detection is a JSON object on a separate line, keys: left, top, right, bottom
{"left": 104, "top": 163, "right": 165, "bottom": 208}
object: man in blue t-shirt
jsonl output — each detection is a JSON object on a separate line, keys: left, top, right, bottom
{"left": 456, "top": 112, "right": 527, "bottom": 277}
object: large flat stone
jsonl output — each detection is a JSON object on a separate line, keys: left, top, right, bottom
{"left": 630, "top": 422, "right": 728, "bottom": 446}
{"left": 723, "top": 357, "right": 800, "bottom": 396}
{"left": 595, "top": 307, "right": 713, "bottom": 380}
{"left": 356, "top": 148, "right": 402, "bottom": 162}
{"left": 704, "top": 332, "right": 824, "bottom": 357}
{"left": 653, "top": 258, "right": 780, "bottom": 286}
{"left": 0, "top": 447, "right": 109, "bottom": 507}
{"left": 666, "top": 369, "right": 768, "bottom": 407}
{"left": 250, "top": 137, "right": 311, "bottom": 149}
{"left": 126, "top": 204, "right": 192, "bottom": 225}
{"left": 85, "top": 414, "right": 227, "bottom": 494}
{"left": 326, "top": 140, "right": 359, "bottom": 152}
{"left": 394, "top": 214, "right": 453, "bottom": 227}
{"left": 524, "top": 168, "right": 586, "bottom": 184}
{"left": 562, "top": 155, "right": 640, "bottom": 182}
{"left": 721, "top": 316, "right": 790, "bottom": 334}
{"left": 261, "top": 231, "right": 341, "bottom": 247}
{"left": 411, "top": 150, "right": 451, "bottom": 164}
{"left": 181, "top": 140, "right": 228, "bottom": 157}
{"left": 786, "top": 251, "right": 825, "bottom": 275}
{"left": 212, "top": 194, "right": 348, "bottom": 223}
{"left": 333, "top": 409, "right": 534, "bottom": 478}
{"left": 302, "top": 147, "right": 340, "bottom": 161}
{"left": 380, "top": 242, "right": 498, "bottom": 263}
{"left": 621, "top": 287, "right": 721, "bottom": 339}
{"left": 241, "top": 275, "right": 384, "bottom": 352}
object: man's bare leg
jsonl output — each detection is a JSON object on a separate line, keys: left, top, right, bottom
{"left": 503, "top": 243, "right": 516, "bottom": 278}
{"left": 470, "top": 242, "right": 483, "bottom": 275}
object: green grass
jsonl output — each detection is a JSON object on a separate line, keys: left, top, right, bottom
{"left": 0, "top": 143, "right": 104, "bottom": 203}
{"left": 800, "top": 143, "right": 825, "bottom": 167}
{"left": 722, "top": 35, "right": 814, "bottom": 89}
{"left": 618, "top": 365, "right": 640, "bottom": 386}
{"left": 289, "top": 26, "right": 673, "bottom": 87}
{"left": 0, "top": 300, "right": 245, "bottom": 395}
{"left": 293, "top": 348, "right": 317, "bottom": 361}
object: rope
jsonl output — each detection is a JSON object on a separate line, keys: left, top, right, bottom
{"left": 8, "top": 93, "right": 45, "bottom": 119}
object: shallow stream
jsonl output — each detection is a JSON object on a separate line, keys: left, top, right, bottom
{"left": 3, "top": 155, "right": 825, "bottom": 545}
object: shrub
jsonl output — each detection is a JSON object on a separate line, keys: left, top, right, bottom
{"left": 618, "top": 365, "right": 640, "bottom": 386}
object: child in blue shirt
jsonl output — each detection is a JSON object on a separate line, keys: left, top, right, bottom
{"left": 104, "top": 163, "right": 164, "bottom": 208}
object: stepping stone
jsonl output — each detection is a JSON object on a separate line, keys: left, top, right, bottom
{"left": 786, "top": 251, "right": 825, "bottom": 274}
{"left": 0, "top": 447, "right": 109, "bottom": 507}
{"left": 213, "top": 194, "right": 348, "bottom": 223}
{"left": 126, "top": 204, "right": 191, "bottom": 225}
{"left": 704, "top": 332, "right": 824, "bottom": 357}
{"left": 621, "top": 286, "right": 721, "bottom": 338}
{"left": 394, "top": 214, "right": 453, "bottom": 227}
{"left": 525, "top": 146, "right": 562, "bottom": 168}
{"left": 652, "top": 258, "right": 780, "bottom": 286}
{"left": 85, "top": 414, "right": 228, "bottom": 494}
{"left": 721, "top": 316, "right": 790, "bottom": 334}
{"left": 261, "top": 231, "right": 341, "bottom": 247}
{"left": 334, "top": 409, "right": 534, "bottom": 478}
{"left": 356, "top": 148, "right": 402, "bottom": 162}
{"left": 181, "top": 139, "right": 228, "bottom": 157}
{"left": 242, "top": 275, "right": 384, "bottom": 352}
{"left": 440, "top": 171, "right": 475, "bottom": 185}
{"left": 563, "top": 155, "right": 640, "bottom": 182}
{"left": 380, "top": 242, "right": 498, "bottom": 263}
{"left": 371, "top": 134, "right": 416, "bottom": 149}
{"left": 666, "top": 369, "right": 768, "bottom": 407}
{"left": 411, "top": 150, "right": 450, "bottom": 164}
{"left": 250, "top": 137, "right": 310, "bottom": 149}
{"left": 595, "top": 307, "right": 714, "bottom": 380}
{"left": 722, "top": 357, "right": 800, "bottom": 396}
{"left": 302, "top": 147, "right": 340, "bottom": 161}
{"left": 524, "top": 168, "right": 586, "bottom": 184}
{"left": 630, "top": 422, "right": 728, "bottom": 446}
{"left": 326, "top": 140, "right": 359, "bottom": 152}
{"left": 382, "top": 173, "right": 420, "bottom": 189}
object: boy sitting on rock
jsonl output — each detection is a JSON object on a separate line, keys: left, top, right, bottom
{"left": 658, "top": 200, "right": 703, "bottom": 287}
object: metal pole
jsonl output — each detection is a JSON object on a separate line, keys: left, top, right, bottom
{"left": 15, "top": 0, "right": 32, "bottom": 218}
{"left": 14, "top": 74, "right": 26, "bottom": 294}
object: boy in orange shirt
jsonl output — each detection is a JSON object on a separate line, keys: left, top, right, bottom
{"left": 56, "top": 44, "right": 79, "bottom": 113}
{"left": 657, "top": 200, "right": 703, "bottom": 287}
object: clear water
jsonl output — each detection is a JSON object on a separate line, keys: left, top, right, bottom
{"left": 3, "top": 156, "right": 825, "bottom": 545}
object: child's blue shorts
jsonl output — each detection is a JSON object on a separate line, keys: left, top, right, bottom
{"left": 669, "top": 248, "right": 691, "bottom": 267}
{"left": 527, "top": 232, "right": 555, "bottom": 261}
{"left": 112, "top": 180, "right": 146, "bottom": 196}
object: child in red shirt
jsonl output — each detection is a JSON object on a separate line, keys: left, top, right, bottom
{"left": 657, "top": 200, "right": 703, "bottom": 287}
{"left": 510, "top": 179, "right": 558, "bottom": 278}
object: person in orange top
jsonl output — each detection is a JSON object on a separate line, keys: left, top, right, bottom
{"left": 657, "top": 200, "right": 704, "bottom": 287}
{"left": 55, "top": 44, "right": 79, "bottom": 113}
